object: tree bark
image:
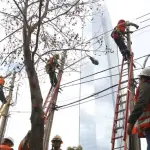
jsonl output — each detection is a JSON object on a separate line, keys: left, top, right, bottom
{"left": 23, "top": 8, "right": 44, "bottom": 150}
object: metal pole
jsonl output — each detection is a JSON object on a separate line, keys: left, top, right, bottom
{"left": 0, "top": 72, "right": 16, "bottom": 143}
{"left": 43, "top": 51, "right": 67, "bottom": 150}
{"left": 126, "top": 26, "right": 141, "bottom": 150}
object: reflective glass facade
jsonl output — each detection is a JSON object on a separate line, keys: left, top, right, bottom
{"left": 80, "top": 2, "right": 120, "bottom": 150}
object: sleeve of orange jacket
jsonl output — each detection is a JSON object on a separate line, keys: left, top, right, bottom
{"left": 128, "top": 82, "right": 150, "bottom": 125}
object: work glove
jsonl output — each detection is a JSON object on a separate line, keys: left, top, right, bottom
{"left": 136, "top": 25, "right": 139, "bottom": 29}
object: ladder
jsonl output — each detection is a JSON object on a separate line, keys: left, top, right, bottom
{"left": 111, "top": 53, "right": 134, "bottom": 150}
{"left": 42, "top": 70, "right": 63, "bottom": 124}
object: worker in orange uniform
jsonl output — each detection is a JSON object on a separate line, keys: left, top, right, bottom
{"left": 127, "top": 67, "right": 150, "bottom": 150}
{"left": 111, "top": 19, "right": 139, "bottom": 61}
{"left": 18, "top": 130, "right": 30, "bottom": 150}
{"left": 51, "top": 135, "right": 63, "bottom": 150}
{"left": 45, "top": 54, "right": 60, "bottom": 87}
{"left": 0, "top": 76, "right": 6, "bottom": 104}
{"left": 0, "top": 137, "right": 14, "bottom": 150}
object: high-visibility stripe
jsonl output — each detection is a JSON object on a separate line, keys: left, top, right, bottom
{"left": 139, "top": 117, "right": 150, "bottom": 129}
{"left": 132, "top": 122, "right": 145, "bottom": 138}
{"left": 0, "top": 145, "right": 12, "bottom": 150}
{"left": 131, "top": 80, "right": 150, "bottom": 138}
{"left": 0, "top": 78, "right": 5, "bottom": 86}
{"left": 139, "top": 110, "right": 150, "bottom": 121}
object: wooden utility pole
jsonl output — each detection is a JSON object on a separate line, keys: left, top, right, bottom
{"left": 43, "top": 51, "right": 67, "bottom": 150}
{"left": 0, "top": 72, "right": 16, "bottom": 143}
{"left": 126, "top": 26, "right": 141, "bottom": 150}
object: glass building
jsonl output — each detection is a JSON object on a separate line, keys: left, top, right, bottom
{"left": 79, "top": 2, "right": 120, "bottom": 150}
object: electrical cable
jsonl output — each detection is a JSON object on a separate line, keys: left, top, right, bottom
{"left": 61, "top": 66, "right": 142, "bottom": 88}
{"left": 60, "top": 53, "right": 150, "bottom": 87}
{"left": 56, "top": 78, "right": 139, "bottom": 109}
{"left": 57, "top": 78, "right": 139, "bottom": 110}
{"left": 58, "top": 91, "right": 117, "bottom": 110}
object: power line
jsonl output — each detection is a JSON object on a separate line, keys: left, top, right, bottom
{"left": 135, "top": 24, "right": 150, "bottom": 32}
{"left": 57, "top": 79, "right": 129, "bottom": 109}
{"left": 61, "top": 67, "right": 142, "bottom": 88}
{"left": 57, "top": 91, "right": 117, "bottom": 110}
{"left": 60, "top": 54, "right": 150, "bottom": 87}
{"left": 136, "top": 12, "right": 150, "bottom": 20}
{"left": 57, "top": 78, "right": 139, "bottom": 109}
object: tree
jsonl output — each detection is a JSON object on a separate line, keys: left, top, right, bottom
{"left": 0, "top": 0, "right": 108, "bottom": 149}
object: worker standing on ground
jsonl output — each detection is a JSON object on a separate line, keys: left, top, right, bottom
{"left": 18, "top": 130, "right": 30, "bottom": 150}
{"left": 0, "top": 137, "right": 14, "bottom": 150}
{"left": 51, "top": 135, "right": 63, "bottom": 150}
{"left": 46, "top": 54, "right": 60, "bottom": 87}
{"left": 127, "top": 67, "right": 150, "bottom": 150}
{"left": 111, "top": 19, "right": 139, "bottom": 61}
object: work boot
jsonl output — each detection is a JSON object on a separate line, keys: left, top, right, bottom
{"left": 124, "top": 55, "right": 127, "bottom": 61}
{"left": 126, "top": 50, "right": 131, "bottom": 59}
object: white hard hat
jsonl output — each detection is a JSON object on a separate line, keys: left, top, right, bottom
{"left": 139, "top": 67, "right": 150, "bottom": 77}
{"left": 52, "top": 135, "right": 63, "bottom": 143}
{"left": 2, "top": 137, "right": 14, "bottom": 146}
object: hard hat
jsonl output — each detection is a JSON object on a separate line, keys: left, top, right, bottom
{"left": 3, "top": 137, "right": 14, "bottom": 146}
{"left": 118, "top": 19, "right": 126, "bottom": 25}
{"left": 139, "top": 67, "right": 150, "bottom": 77}
{"left": 54, "top": 54, "right": 59, "bottom": 59}
{"left": 51, "top": 135, "right": 63, "bottom": 143}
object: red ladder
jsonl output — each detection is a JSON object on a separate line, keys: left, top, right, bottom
{"left": 111, "top": 53, "right": 134, "bottom": 150}
{"left": 43, "top": 70, "right": 63, "bottom": 124}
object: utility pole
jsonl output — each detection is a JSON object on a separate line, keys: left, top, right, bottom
{"left": 126, "top": 26, "right": 141, "bottom": 150}
{"left": 0, "top": 72, "right": 16, "bottom": 143}
{"left": 43, "top": 51, "right": 67, "bottom": 150}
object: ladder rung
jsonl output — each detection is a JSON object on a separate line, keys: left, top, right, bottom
{"left": 118, "top": 101, "right": 126, "bottom": 105}
{"left": 113, "top": 135, "right": 123, "bottom": 140}
{"left": 119, "top": 86, "right": 127, "bottom": 91}
{"left": 115, "top": 126, "right": 124, "bottom": 130}
{"left": 118, "top": 94, "right": 126, "bottom": 98}
{"left": 114, "top": 146, "right": 124, "bottom": 149}
{"left": 115, "top": 117, "right": 124, "bottom": 121}
{"left": 116, "top": 109, "right": 125, "bottom": 113}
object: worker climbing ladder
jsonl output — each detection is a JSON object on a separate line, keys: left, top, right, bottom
{"left": 42, "top": 51, "right": 67, "bottom": 150}
{"left": 43, "top": 73, "right": 62, "bottom": 123}
{"left": 111, "top": 23, "right": 141, "bottom": 150}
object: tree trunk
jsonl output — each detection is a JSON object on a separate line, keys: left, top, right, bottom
{"left": 23, "top": 20, "right": 44, "bottom": 150}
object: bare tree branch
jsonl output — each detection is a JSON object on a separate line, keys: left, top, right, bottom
{"left": 12, "top": 0, "right": 29, "bottom": 26}
{"left": 42, "top": 0, "right": 80, "bottom": 25}
{"left": 31, "top": 0, "right": 50, "bottom": 32}
{"left": 28, "top": 0, "right": 40, "bottom": 7}
{"left": 0, "top": 11, "right": 22, "bottom": 21}
{"left": 32, "top": 0, "right": 43, "bottom": 61}
{"left": 1, "top": 46, "right": 23, "bottom": 65}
